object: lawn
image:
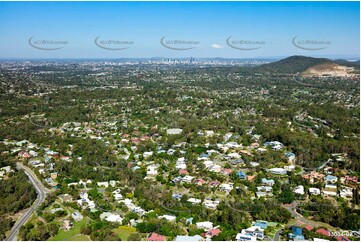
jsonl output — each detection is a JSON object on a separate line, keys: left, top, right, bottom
{"left": 50, "top": 219, "right": 87, "bottom": 241}
{"left": 113, "top": 226, "right": 137, "bottom": 241}
{"left": 70, "top": 235, "right": 91, "bottom": 241}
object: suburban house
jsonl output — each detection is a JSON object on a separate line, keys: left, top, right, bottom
{"left": 159, "top": 214, "right": 177, "bottom": 222}
{"left": 309, "top": 188, "right": 321, "bottom": 196}
{"left": 175, "top": 235, "right": 203, "bottom": 241}
{"left": 188, "top": 198, "right": 202, "bottom": 204}
{"left": 237, "top": 171, "right": 246, "bottom": 179}
{"left": 324, "top": 175, "right": 338, "bottom": 184}
{"left": 147, "top": 232, "right": 166, "bottom": 241}
{"left": 205, "top": 228, "right": 221, "bottom": 238}
{"left": 182, "top": 175, "right": 195, "bottom": 183}
{"left": 203, "top": 199, "right": 220, "bottom": 209}
{"left": 196, "top": 221, "right": 213, "bottom": 231}
{"left": 100, "top": 212, "right": 123, "bottom": 223}
{"left": 72, "top": 211, "right": 83, "bottom": 222}
{"left": 315, "top": 228, "right": 331, "bottom": 237}
{"left": 339, "top": 186, "right": 353, "bottom": 199}
{"left": 302, "top": 171, "right": 325, "bottom": 184}
{"left": 261, "top": 178, "right": 275, "bottom": 186}
{"left": 267, "top": 167, "right": 287, "bottom": 175}
{"left": 288, "top": 226, "right": 305, "bottom": 241}
{"left": 235, "top": 225, "right": 265, "bottom": 241}
{"left": 294, "top": 185, "right": 305, "bottom": 195}
{"left": 219, "top": 183, "right": 234, "bottom": 193}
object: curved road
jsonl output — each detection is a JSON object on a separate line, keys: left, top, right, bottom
{"left": 6, "top": 163, "right": 50, "bottom": 241}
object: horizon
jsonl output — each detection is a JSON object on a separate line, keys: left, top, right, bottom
{"left": 0, "top": 1, "right": 359, "bottom": 59}
{"left": 0, "top": 55, "right": 359, "bottom": 62}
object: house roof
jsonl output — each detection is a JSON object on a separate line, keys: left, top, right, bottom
{"left": 304, "top": 225, "right": 313, "bottom": 231}
{"left": 206, "top": 228, "right": 221, "bottom": 237}
{"left": 147, "top": 233, "right": 166, "bottom": 241}
{"left": 316, "top": 228, "right": 331, "bottom": 236}
{"left": 179, "top": 169, "right": 188, "bottom": 174}
{"left": 292, "top": 226, "right": 303, "bottom": 236}
{"left": 336, "top": 236, "right": 350, "bottom": 241}
{"left": 175, "top": 235, "right": 203, "bottom": 241}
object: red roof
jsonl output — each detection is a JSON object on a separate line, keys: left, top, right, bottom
{"left": 147, "top": 233, "right": 166, "bottom": 241}
{"left": 132, "top": 138, "right": 140, "bottom": 143}
{"left": 316, "top": 228, "right": 331, "bottom": 236}
{"left": 18, "top": 151, "right": 30, "bottom": 158}
{"left": 222, "top": 168, "right": 232, "bottom": 175}
{"left": 194, "top": 179, "right": 205, "bottom": 185}
{"left": 304, "top": 225, "right": 313, "bottom": 231}
{"left": 179, "top": 169, "right": 188, "bottom": 175}
{"left": 336, "top": 236, "right": 350, "bottom": 241}
{"left": 206, "top": 228, "right": 221, "bottom": 237}
{"left": 345, "top": 176, "right": 358, "bottom": 183}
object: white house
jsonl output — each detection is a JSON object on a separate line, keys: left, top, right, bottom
{"left": 72, "top": 211, "right": 83, "bottom": 222}
{"left": 309, "top": 188, "right": 321, "bottom": 195}
{"left": 182, "top": 176, "right": 195, "bottom": 183}
{"left": 176, "top": 160, "right": 187, "bottom": 169}
{"left": 203, "top": 200, "right": 220, "bottom": 209}
{"left": 339, "top": 186, "right": 353, "bottom": 199}
{"left": 109, "top": 180, "right": 120, "bottom": 187}
{"left": 294, "top": 185, "right": 305, "bottom": 195}
{"left": 147, "top": 165, "right": 159, "bottom": 176}
{"left": 0, "top": 166, "right": 12, "bottom": 173}
{"left": 167, "top": 128, "right": 183, "bottom": 135}
{"left": 257, "top": 186, "right": 272, "bottom": 193}
{"left": 236, "top": 226, "right": 264, "bottom": 241}
{"left": 158, "top": 214, "right": 177, "bottom": 222}
{"left": 187, "top": 198, "right": 202, "bottom": 204}
{"left": 235, "top": 233, "right": 257, "bottom": 241}
{"left": 219, "top": 183, "right": 234, "bottom": 193}
{"left": 143, "top": 151, "right": 153, "bottom": 158}
{"left": 205, "top": 130, "right": 214, "bottom": 137}
{"left": 97, "top": 181, "right": 109, "bottom": 188}
{"left": 112, "top": 189, "right": 123, "bottom": 200}
{"left": 267, "top": 167, "right": 287, "bottom": 175}
{"left": 196, "top": 221, "right": 213, "bottom": 231}
{"left": 101, "top": 212, "right": 123, "bottom": 223}
{"left": 323, "top": 189, "right": 337, "bottom": 197}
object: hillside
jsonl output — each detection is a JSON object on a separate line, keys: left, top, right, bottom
{"left": 302, "top": 62, "right": 357, "bottom": 77}
{"left": 334, "top": 59, "right": 360, "bottom": 68}
{"left": 253, "top": 55, "right": 335, "bottom": 74}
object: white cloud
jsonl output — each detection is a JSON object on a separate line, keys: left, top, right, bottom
{"left": 212, "top": 44, "right": 224, "bottom": 49}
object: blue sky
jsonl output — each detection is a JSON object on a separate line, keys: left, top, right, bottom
{"left": 0, "top": 1, "right": 359, "bottom": 59}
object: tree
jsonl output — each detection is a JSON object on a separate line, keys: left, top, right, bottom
{"left": 128, "top": 232, "right": 142, "bottom": 241}
{"left": 48, "top": 223, "right": 60, "bottom": 237}
{"left": 278, "top": 186, "right": 294, "bottom": 204}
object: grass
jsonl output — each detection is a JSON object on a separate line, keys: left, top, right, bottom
{"left": 70, "top": 235, "right": 91, "bottom": 241}
{"left": 113, "top": 227, "right": 136, "bottom": 241}
{"left": 266, "top": 223, "right": 284, "bottom": 239}
{"left": 50, "top": 219, "right": 87, "bottom": 241}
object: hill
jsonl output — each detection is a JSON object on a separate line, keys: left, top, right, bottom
{"left": 334, "top": 59, "right": 360, "bottom": 68}
{"left": 252, "top": 55, "right": 359, "bottom": 76}
{"left": 253, "top": 56, "right": 334, "bottom": 74}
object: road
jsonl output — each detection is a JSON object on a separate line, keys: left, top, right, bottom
{"left": 273, "top": 201, "right": 324, "bottom": 241}
{"left": 282, "top": 201, "right": 320, "bottom": 227}
{"left": 6, "top": 163, "right": 50, "bottom": 241}
{"left": 274, "top": 229, "right": 282, "bottom": 241}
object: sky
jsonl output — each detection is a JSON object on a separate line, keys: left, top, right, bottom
{"left": 0, "top": 1, "right": 359, "bottom": 59}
